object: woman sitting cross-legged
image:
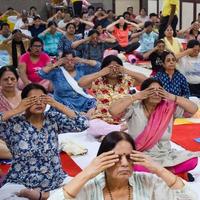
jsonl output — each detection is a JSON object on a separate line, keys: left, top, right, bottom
{"left": 19, "top": 131, "right": 197, "bottom": 200}
{"left": 109, "top": 78, "right": 200, "bottom": 181}
{"left": 38, "top": 52, "right": 101, "bottom": 115}
{"left": 79, "top": 55, "right": 147, "bottom": 124}
{"left": 0, "top": 83, "right": 89, "bottom": 199}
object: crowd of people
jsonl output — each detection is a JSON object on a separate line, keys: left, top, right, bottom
{"left": 0, "top": 0, "right": 200, "bottom": 199}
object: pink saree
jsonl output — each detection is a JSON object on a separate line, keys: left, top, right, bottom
{"left": 135, "top": 100, "right": 176, "bottom": 151}
{"left": 0, "top": 90, "right": 12, "bottom": 112}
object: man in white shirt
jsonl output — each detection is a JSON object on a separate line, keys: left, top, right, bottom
{"left": 177, "top": 39, "right": 200, "bottom": 97}
{"left": 14, "top": 10, "right": 33, "bottom": 37}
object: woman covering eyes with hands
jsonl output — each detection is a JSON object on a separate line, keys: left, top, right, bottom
{"left": 46, "top": 131, "right": 197, "bottom": 200}
{"left": 0, "top": 83, "right": 89, "bottom": 199}
{"left": 109, "top": 78, "right": 200, "bottom": 181}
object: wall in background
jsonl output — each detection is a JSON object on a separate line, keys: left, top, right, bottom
{"left": 0, "top": 0, "right": 47, "bottom": 19}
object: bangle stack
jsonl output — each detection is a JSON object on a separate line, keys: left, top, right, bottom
{"left": 169, "top": 176, "right": 178, "bottom": 188}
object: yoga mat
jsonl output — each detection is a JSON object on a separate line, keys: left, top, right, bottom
{"left": 0, "top": 152, "right": 82, "bottom": 177}
{"left": 171, "top": 124, "right": 200, "bottom": 151}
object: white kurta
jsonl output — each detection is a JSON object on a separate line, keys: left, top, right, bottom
{"left": 48, "top": 172, "right": 197, "bottom": 200}
{"left": 125, "top": 101, "right": 200, "bottom": 167}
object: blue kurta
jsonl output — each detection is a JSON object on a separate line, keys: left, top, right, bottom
{"left": 154, "top": 69, "right": 190, "bottom": 98}
{"left": 38, "top": 63, "right": 101, "bottom": 112}
{"left": 0, "top": 111, "right": 89, "bottom": 191}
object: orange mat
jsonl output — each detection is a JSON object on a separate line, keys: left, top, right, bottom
{"left": 0, "top": 152, "right": 81, "bottom": 177}
{"left": 171, "top": 124, "right": 200, "bottom": 151}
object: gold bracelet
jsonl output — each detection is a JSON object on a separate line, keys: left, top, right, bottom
{"left": 174, "top": 95, "right": 177, "bottom": 103}
{"left": 169, "top": 176, "right": 178, "bottom": 188}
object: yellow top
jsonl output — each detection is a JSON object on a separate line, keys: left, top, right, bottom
{"left": 162, "top": 0, "right": 179, "bottom": 17}
{"left": 164, "top": 37, "right": 183, "bottom": 54}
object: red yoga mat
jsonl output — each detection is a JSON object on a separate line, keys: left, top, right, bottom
{"left": 0, "top": 152, "right": 82, "bottom": 177}
{"left": 171, "top": 124, "right": 200, "bottom": 151}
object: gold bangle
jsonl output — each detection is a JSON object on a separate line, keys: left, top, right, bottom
{"left": 174, "top": 95, "right": 177, "bottom": 103}
{"left": 169, "top": 176, "right": 178, "bottom": 188}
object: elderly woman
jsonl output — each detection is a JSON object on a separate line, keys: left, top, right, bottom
{"left": 22, "top": 131, "right": 196, "bottom": 200}
{"left": 163, "top": 25, "right": 183, "bottom": 54}
{"left": 0, "top": 83, "right": 89, "bottom": 199}
{"left": 18, "top": 37, "right": 51, "bottom": 91}
{"left": 109, "top": 78, "right": 200, "bottom": 181}
{"left": 154, "top": 51, "right": 190, "bottom": 98}
{"left": 38, "top": 52, "right": 101, "bottom": 114}
{"left": 79, "top": 55, "right": 146, "bottom": 125}
{"left": 0, "top": 66, "right": 21, "bottom": 160}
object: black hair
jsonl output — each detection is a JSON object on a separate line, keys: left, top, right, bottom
{"left": 12, "top": 29, "right": 22, "bottom": 35}
{"left": 154, "top": 39, "right": 165, "bottom": 46}
{"left": 149, "top": 13, "right": 158, "bottom": 18}
{"left": 107, "top": 10, "right": 113, "bottom": 14}
{"left": 144, "top": 21, "right": 153, "bottom": 28}
{"left": 0, "top": 22, "right": 9, "bottom": 30}
{"left": 30, "top": 6, "right": 37, "bottom": 10}
{"left": 11, "top": 29, "right": 26, "bottom": 68}
{"left": 141, "top": 78, "right": 163, "bottom": 91}
{"left": 187, "top": 39, "right": 200, "bottom": 49}
{"left": 115, "top": 15, "right": 128, "bottom": 30}
{"left": 101, "top": 55, "right": 123, "bottom": 69}
{"left": 0, "top": 65, "right": 19, "bottom": 80}
{"left": 21, "top": 83, "right": 47, "bottom": 99}
{"left": 190, "top": 20, "right": 197, "bottom": 25}
{"left": 33, "top": 16, "right": 41, "bottom": 21}
{"left": 95, "top": 7, "right": 104, "bottom": 11}
{"left": 94, "top": 24, "right": 103, "bottom": 30}
{"left": 47, "top": 21, "right": 57, "bottom": 28}
{"left": 30, "top": 37, "right": 43, "bottom": 48}
{"left": 127, "top": 6, "right": 133, "bottom": 10}
{"left": 62, "top": 51, "right": 75, "bottom": 58}
{"left": 65, "top": 22, "right": 76, "bottom": 30}
{"left": 88, "top": 29, "right": 100, "bottom": 37}
{"left": 161, "top": 51, "right": 176, "bottom": 63}
{"left": 7, "top": 7, "right": 14, "bottom": 10}
{"left": 88, "top": 5, "right": 95, "bottom": 11}
{"left": 97, "top": 131, "right": 136, "bottom": 156}
{"left": 123, "top": 11, "right": 130, "bottom": 17}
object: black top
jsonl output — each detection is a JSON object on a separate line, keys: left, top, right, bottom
{"left": 28, "top": 24, "right": 46, "bottom": 38}
{"left": 149, "top": 51, "right": 167, "bottom": 72}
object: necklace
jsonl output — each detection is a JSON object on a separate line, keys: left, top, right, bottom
{"left": 106, "top": 177, "right": 131, "bottom": 200}
{"left": 143, "top": 103, "right": 151, "bottom": 118}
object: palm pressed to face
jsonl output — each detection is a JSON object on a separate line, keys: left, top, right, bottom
{"left": 27, "top": 89, "right": 46, "bottom": 114}
{"left": 106, "top": 141, "right": 133, "bottom": 180}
